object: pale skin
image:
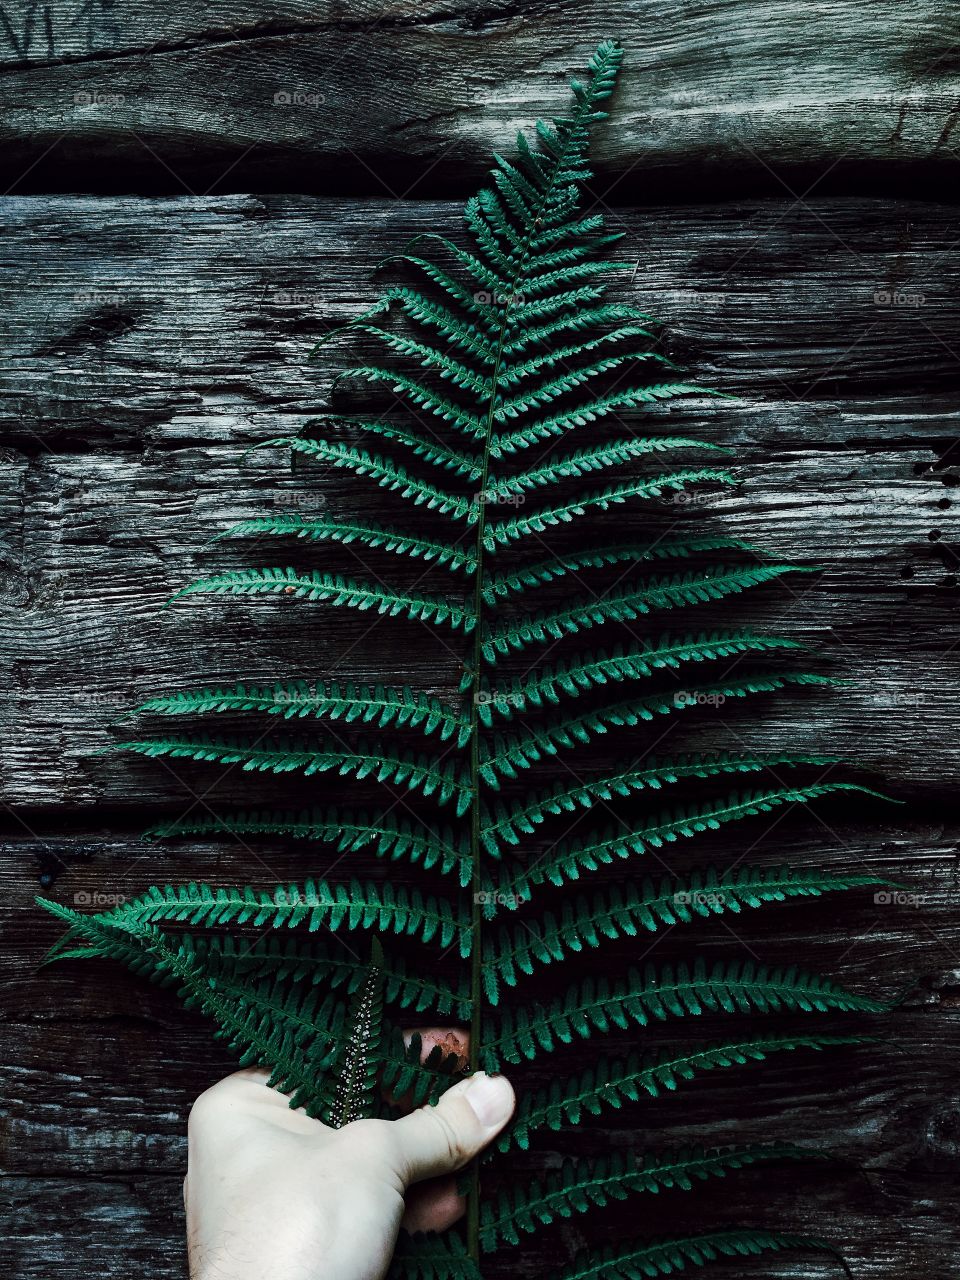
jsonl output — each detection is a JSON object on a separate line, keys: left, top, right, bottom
{"left": 185, "top": 1031, "right": 515, "bottom": 1280}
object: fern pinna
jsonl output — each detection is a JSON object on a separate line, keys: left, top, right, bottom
{"left": 42, "top": 41, "right": 894, "bottom": 1279}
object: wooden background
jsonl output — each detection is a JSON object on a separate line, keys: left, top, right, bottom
{"left": 2, "top": 5, "right": 960, "bottom": 1278}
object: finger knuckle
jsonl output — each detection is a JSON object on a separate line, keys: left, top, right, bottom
{"left": 426, "top": 1106, "right": 469, "bottom": 1169}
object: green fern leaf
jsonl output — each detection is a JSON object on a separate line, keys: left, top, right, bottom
{"left": 489, "top": 387, "right": 725, "bottom": 456}
{"left": 46, "top": 39, "right": 897, "bottom": 1277}
{"left": 480, "top": 753, "right": 844, "bottom": 855}
{"left": 483, "top": 564, "right": 813, "bottom": 657}
{"left": 106, "top": 736, "right": 472, "bottom": 812}
{"left": 389, "top": 1233, "right": 482, "bottom": 1280}
{"left": 488, "top": 436, "right": 731, "bottom": 498}
{"left": 318, "top": 940, "right": 385, "bottom": 1127}
{"left": 557, "top": 1230, "right": 849, "bottom": 1280}
{"left": 486, "top": 867, "right": 894, "bottom": 997}
{"left": 126, "top": 680, "right": 469, "bottom": 746}
{"left": 481, "top": 1144, "right": 822, "bottom": 1250}
{"left": 483, "top": 471, "right": 737, "bottom": 549}
{"left": 510, "top": 782, "right": 887, "bottom": 894}
{"left": 480, "top": 961, "right": 888, "bottom": 1067}
{"left": 213, "top": 514, "right": 477, "bottom": 573}
{"left": 98, "top": 879, "right": 472, "bottom": 955}
{"left": 482, "top": 539, "right": 764, "bottom": 602}
{"left": 143, "top": 806, "right": 471, "bottom": 883}
{"left": 500, "top": 1034, "right": 874, "bottom": 1152}
{"left": 481, "top": 633, "right": 807, "bottom": 716}
{"left": 478, "top": 675, "right": 841, "bottom": 784}
{"left": 168, "top": 569, "right": 476, "bottom": 629}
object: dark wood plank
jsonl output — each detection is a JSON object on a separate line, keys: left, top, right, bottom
{"left": 9, "top": 1170, "right": 960, "bottom": 1280}
{"left": 2, "top": 187, "right": 958, "bottom": 1277}
{"left": 4, "top": 821, "right": 960, "bottom": 1276}
{"left": 0, "top": 442, "right": 955, "bottom": 806}
{"left": 0, "top": 6, "right": 958, "bottom": 195}
{"left": 2, "top": 197, "right": 960, "bottom": 448}
{"left": 4, "top": 821, "right": 959, "bottom": 1168}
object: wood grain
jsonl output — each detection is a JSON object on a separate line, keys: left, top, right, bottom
{"left": 0, "top": 5, "right": 958, "bottom": 195}
{"left": 1, "top": 183, "right": 959, "bottom": 1276}
{"left": 2, "top": 195, "right": 959, "bottom": 448}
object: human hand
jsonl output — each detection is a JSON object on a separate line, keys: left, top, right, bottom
{"left": 183, "top": 1033, "right": 515, "bottom": 1280}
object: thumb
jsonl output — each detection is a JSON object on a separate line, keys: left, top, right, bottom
{"left": 390, "top": 1071, "right": 515, "bottom": 1186}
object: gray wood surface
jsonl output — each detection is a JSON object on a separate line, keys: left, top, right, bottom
{"left": 1, "top": 97, "right": 959, "bottom": 1280}
{"left": 0, "top": 5, "right": 959, "bottom": 194}
{"left": 1, "top": 197, "right": 957, "bottom": 813}
{"left": 4, "top": 821, "right": 960, "bottom": 1277}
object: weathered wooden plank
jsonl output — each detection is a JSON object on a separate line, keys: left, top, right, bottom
{"left": 1, "top": 197, "right": 959, "bottom": 448}
{"left": 8, "top": 1171, "right": 960, "bottom": 1280}
{"left": 0, "top": 191, "right": 957, "bottom": 1280}
{"left": 0, "top": 5, "right": 957, "bottom": 194}
{"left": 0, "top": 442, "right": 955, "bottom": 807}
{"left": 5, "top": 822, "right": 958, "bottom": 1163}
{"left": 4, "top": 821, "right": 960, "bottom": 1276}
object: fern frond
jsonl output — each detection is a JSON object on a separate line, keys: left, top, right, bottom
{"left": 126, "top": 680, "right": 469, "bottom": 746}
{"left": 97, "top": 879, "right": 471, "bottom": 955}
{"left": 372, "top": 254, "right": 503, "bottom": 326}
{"left": 482, "top": 539, "right": 763, "bottom": 602}
{"left": 478, "top": 675, "right": 840, "bottom": 784}
{"left": 480, "top": 753, "right": 843, "bottom": 855}
{"left": 480, "top": 961, "right": 888, "bottom": 1067}
{"left": 335, "top": 326, "right": 496, "bottom": 398}
{"left": 483, "top": 471, "right": 737, "bottom": 549}
{"left": 389, "top": 1233, "right": 481, "bottom": 1280}
{"left": 481, "top": 633, "right": 808, "bottom": 717}
{"left": 498, "top": 303, "right": 656, "bottom": 357}
{"left": 486, "top": 867, "right": 894, "bottom": 997}
{"left": 557, "top": 1230, "right": 848, "bottom": 1280}
{"left": 318, "top": 940, "right": 385, "bottom": 1127}
{"left": 46, "top": 914, "right": 350, "bottom": 1111}
{"left": 118, "top": 929, "right": 471, "bottom": 1019}
{"left": 481, "top": 1144, "right": 821, "bottom": 1250}
{"left": 259, "top": 418, "right": 483, "bottom": 478}
{"left": 506, "top": 782, "right": 887, "bottom": 893}
{"left": 213, "top": 515, "right": 477, "bottom": 573}
{"left": 500, "top": 1033, "right": 874, "bottom": 1151}
{"left": 369, "top": 285, "right": 497, "bottom": 362}
{"left": 489, "top": 386, "right": 724, "bottom": 456}
{"left": 484, "top": 564, "right": 811, "bottom": 657}
{"left": 189, "top": 933, "right": 471, "bottom": 1019}
{"left": 253, "top": 436, "right": 479, "bottom": 516}
{"left": 48, "top": 40, "right": 893, "bottom": 1278}
{"left": 337, "top": 367, "right": 485, "bottom": 438}
{"left": 143, "top": 807, "right": 471, "bottom": 883}
{"left": 489, "top": 437, "right": 731, "bottom": 498}
{"left": 491, "top": 353, "right": 686, "bottom": 421}
{"left": 107, "top": 737, "right": 472, "bottom": 812}
{"left": 496, "top": 325, "right": 660, "bottom": 385}
{"left": 168, "top": 569, "right": 475, "bottom": 630}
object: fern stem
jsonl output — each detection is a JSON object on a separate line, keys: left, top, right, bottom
{"left": 463, "top": 62, "right": 614, "bottom": 1267}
